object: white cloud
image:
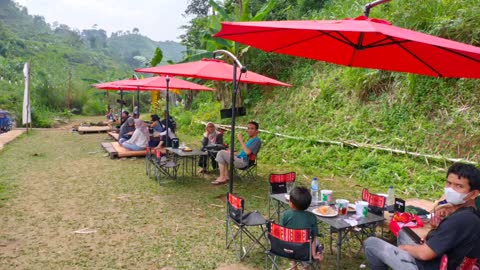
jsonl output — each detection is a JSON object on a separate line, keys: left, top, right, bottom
{"left": 14, "top": 0, "right": 191, "bottom": 41}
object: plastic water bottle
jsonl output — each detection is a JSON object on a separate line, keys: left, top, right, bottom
{"left": 387, "top": 185, "right": 395, "bottom": 206}
{"left": 311, "top": 177, "right": 319, "bottom": 203}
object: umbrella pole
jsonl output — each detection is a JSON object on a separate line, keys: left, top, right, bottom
{"left": 228, "top": 62, "right": 238, "bottom": 194}
{"left": 364, "top": 0, "right": 391, "bottom": 17}
{"left": 120, "top": 89, "right": 124, "bottom": 119}
{"left": 165, "top": 76, "right": 170, "bottom": 145}
{"left": 213, "top": 49, "right": 246, "bottom": 194}
{"left": 137, "top": 87, "right": 140, "bottom": 117}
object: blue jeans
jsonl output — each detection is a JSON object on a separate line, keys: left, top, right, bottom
{"left": 364, "top": 229, "right": 419, "bottom": 270}
{"left": 122, "top": 142, "right": 145, "bottom": 151}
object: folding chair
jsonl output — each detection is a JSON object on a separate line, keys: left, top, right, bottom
{"left": 268, "top": 172, "right": 296, "bottom": 221}
{"left": 151, "top": 148, "right": 178, "bottom": 181}
{"left": 265, "top": 222, "right": 321, "bottom": 270}
{"left": 226, "top": 192, "right": 268, "bottom": 260}
{"left": 235, "top": 153, "right": 257, "bottom": 180}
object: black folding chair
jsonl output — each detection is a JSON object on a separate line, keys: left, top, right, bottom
{"left": 226, "top": 192, "right": 268, "bottom": 260}
{"left": 268, "top": 172, "right": 296, "bottom": 221}
{"left": 234, "top": 153, "right": 258, "bottom": 180}
{"left": 148, "top": 148, "right": 178, "bottom": 181}
{"left": 266, "top": 222, "right": 321, "bottom": 270}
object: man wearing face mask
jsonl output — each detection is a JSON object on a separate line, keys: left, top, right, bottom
{"left": 364, "top": 162, "right": 480, "bottom": 270}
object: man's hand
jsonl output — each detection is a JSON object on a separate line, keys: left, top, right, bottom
{"left": 237, "top": 133, "right": 244, "bottom": 143}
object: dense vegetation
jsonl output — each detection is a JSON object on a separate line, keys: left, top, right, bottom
{"left": 0, "top": 0, "right": 185, "bottom": 126}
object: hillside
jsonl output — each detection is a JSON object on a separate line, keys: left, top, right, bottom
{"left": 0, "top": 0, "right": 184, "bottom": 125}
{"left": 107, "top": 34, "right": 185, "bottom": 68}
{"left": 176, "top": 0, "right": 480, "bottom": 200}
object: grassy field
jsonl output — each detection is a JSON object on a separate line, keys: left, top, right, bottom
{"left": 0, "top": 117, "right": 390, "bottom": 269}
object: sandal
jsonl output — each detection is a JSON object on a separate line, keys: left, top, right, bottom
{"left": 211, "top": 179, "right": 228, "bottom": 185}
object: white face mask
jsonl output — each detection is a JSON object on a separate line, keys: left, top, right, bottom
{"left": 444, "top": 187, "right": 469, "bottom": 205}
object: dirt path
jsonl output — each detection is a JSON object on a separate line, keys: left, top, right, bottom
{"left": 0, "top": 118, "right": 262, "bottom": 270}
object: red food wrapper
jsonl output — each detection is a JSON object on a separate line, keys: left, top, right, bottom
{"left": 389, "top": 212, "right": 424, "bottom": 237}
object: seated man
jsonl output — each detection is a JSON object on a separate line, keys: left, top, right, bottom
{"left": 211, "top": 121, "right": 261, "bottom": 185}
{"left": 364, "top": 162, "right": 480, "bottom": 270}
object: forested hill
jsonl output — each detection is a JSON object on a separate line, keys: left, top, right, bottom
{"left": 0, "top": 0, "right": 184, "bottom": 123}
{"left": 107, "top": 33, "right": 185, "bottom": 67}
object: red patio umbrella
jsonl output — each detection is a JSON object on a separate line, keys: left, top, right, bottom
{"left": 94, "top": 76, "right": 213, "bottom": 135}
{"left": 213, "top": 16, "right": 480, "bottom": 78}
{"left": 136, "top": 58, "right": 291, "bottom": 86}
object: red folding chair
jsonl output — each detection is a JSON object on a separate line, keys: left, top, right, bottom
{"left": 268, "top": 172, "right": 296, "bottom": 220}
{"left": 265, "top": 222, "right": 321, "bottom": 270}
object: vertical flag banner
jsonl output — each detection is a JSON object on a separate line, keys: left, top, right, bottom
{"left": 22, "top": 62, "right": 31, "bottom": 125}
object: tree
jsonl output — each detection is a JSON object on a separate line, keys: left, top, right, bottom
{"left": 149, "top": 48, "right": 164, "bottom": 113}
{"left": 132, "top": 27, "right": 139, "bottom": 34}
{"left": 184, "top": 0, "right": 210, "bottom": 17}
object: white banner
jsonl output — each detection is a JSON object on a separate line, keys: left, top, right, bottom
{"left": 22, "top": 62, "right": 31, "bottom": 125}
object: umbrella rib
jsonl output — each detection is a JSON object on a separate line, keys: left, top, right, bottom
{"left": 269, "top": 32, "right": 327, "bottom": 52}
{"left": 386, "top": 36, "right": 443, "bottom": 77}
{"left": 435, "top": 46, "right": 480, "bottom": 64}
{"left": 319, "top": 31, "right": 357, "bottom": 47}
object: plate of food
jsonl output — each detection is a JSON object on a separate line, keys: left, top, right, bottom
{"left": 182, "top": 147, "right": 193, "bottom": 152}
{"left": 348, "top": 203, "right": 356, "bottom": 212}
{"left": 313, "top": 205, "right": 338, "bottom": 217}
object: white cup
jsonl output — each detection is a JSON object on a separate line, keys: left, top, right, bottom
{"left": 320, "top": 190, "right": 333, "bottom": 203}
{"left": 355, "top": 201, "right": 369, "bottom": 218}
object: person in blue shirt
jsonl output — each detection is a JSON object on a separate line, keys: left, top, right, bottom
{"left": 212, "top": 121, "right": 261, "bottom": 185}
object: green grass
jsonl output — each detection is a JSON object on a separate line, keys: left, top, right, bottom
{"left": 0, "top": 119, "right": 398, "bottom": 269}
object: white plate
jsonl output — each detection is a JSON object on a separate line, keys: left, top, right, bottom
{"left": 347, "top": 203, "right": 356, "bottom": 212}
{"left": 312, "top": 207, "right": 338, "bottom": 217}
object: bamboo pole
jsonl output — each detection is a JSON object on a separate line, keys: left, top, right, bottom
{"left": 197, "top": 121, "right": 477, "bottom": 165}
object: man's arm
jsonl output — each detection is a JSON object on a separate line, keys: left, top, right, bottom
{"left": 237, "top": 134, "right": 251, "bottom": 155}
{"left": 399, "top": 243, "right": 437, "bottom": 261}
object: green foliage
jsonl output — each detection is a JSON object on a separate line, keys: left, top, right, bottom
{"left": 150, "top": 48, "right": 163, "bottom": 67}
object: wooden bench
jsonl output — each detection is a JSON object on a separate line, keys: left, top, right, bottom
{"left": 107, "top": 131, "right": 119, "bottom": 141}
{"left": 78, "top": 126, "right": 111, "bottom": 134}
{"left": 101, "top": 142, "right": 146, "bottom": 159}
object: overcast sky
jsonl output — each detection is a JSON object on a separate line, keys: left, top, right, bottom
{"left": 14, "top": 0, "right": 191, "bottom": 42}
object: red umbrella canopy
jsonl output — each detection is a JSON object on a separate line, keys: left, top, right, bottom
{"left": 135, "top": 58, "right": 291, "bottom": 87}
{"left": 214, "top": 16, "right": 480, "bottom": 78}
{"left": 94, "top": 76, "right": 213, "bottom": 91}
